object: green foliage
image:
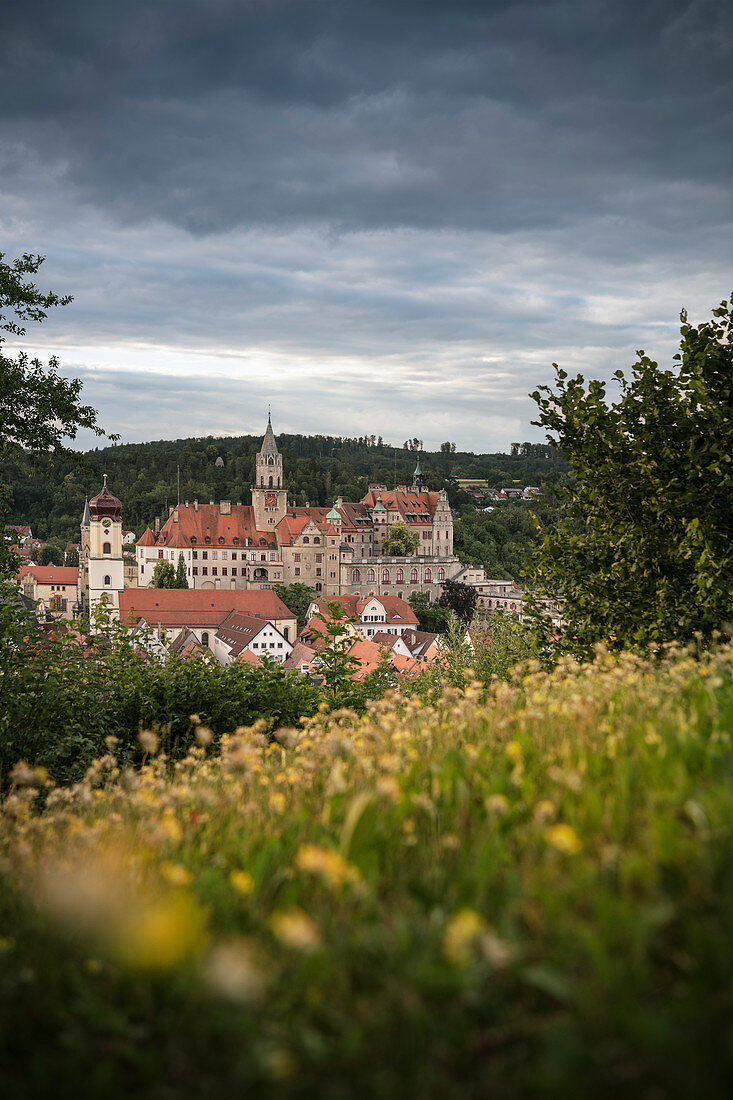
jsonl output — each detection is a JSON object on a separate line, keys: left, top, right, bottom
{"left": 528, "top": 298, "right": 733, "bottom": 655}
{"left": 273, "top": 582, "right": 315, "bottom": 630}
{"left": 174, "top": 553, "right": 189, "bottom": 589}
{"left": 152, "top": 560, "right": 176, "bottom": 588}
{"left": 2, "top": 644, "right": 732, "bottom": 1097}
{"left": 312, "top": 602, "right": 362, "bottom": 707}
{"left": 453, "top": 497, "right": 559, "bottom": 580}
{"left": 0, "top": 608, "right": 321, "bottom": 789}
{"left": 37, "top": 544, "right": 63, "bottom": 567}
{"left": 0, "top": 252, "right": 105, "bottom": 466}
{"left": 409, "top": 591, "right": 450, "bottom": 634}
{"left": 382, "top": 519, "right": 419, "bottom": 556}
{"left": 438, "top": 578, "right": 478, "bottom": 623}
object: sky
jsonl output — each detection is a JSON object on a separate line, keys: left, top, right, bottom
{"left": 2, "top": 0, "right": 731, "bottom": 453}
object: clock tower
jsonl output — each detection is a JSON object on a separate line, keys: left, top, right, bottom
{"left": 253, "top": 411, "right": 288, "bottom": 528}
{"left": 86, "top": 475, "right": 125, "bottom": 617}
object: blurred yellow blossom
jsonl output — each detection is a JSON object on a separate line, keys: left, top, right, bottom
{"left": 545, "top": 823, "right": 582, "bottom": 854}
{"left": 229, "top": 870, "right": 255, "bottom": 895}
{"left": 270, "top": 908, "right": 321, "bottom": 953}
{"left": 295, "top": 844, "right": 363, "bottom": 890}
{"left": 160, "top": 862, "right": 193, "bottom": 887}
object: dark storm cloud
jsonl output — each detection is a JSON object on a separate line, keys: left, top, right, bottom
{"left": 3, "top": 0, "right": 731, "bottom": 236}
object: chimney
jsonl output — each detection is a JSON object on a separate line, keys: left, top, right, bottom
{"left": 154, "top": 516, "right": 160, "bottom": 534}
{"left": 193, "top": 500, "right": 198, "bottom": 512}
{"left": 173, "top": 509, "right": 179, "bottom": 523}
{"left": 236, "top": 501, "right": 241, "bottom": 506}
{"left": 220, "top": 500, "right": 231, "bottom": 515}
{"left": 209, "top": 500, "right": 215, "bottom": 506}
{"left": 169, "top": 505, "right": 174, "bottom": 516}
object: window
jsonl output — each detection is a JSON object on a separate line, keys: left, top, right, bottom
{"left": 218, "top": 537, "right": 224, "bottom": 545}
{"left": 367, "top": 568, "right": 375, "bottom": 583}
{"left": 231, "top": 567, "right": 237, "bottom": 576}
{"left": 212, "top": 567, "right": 218, "bottom": 576}
{"left": 313, "top": 537, "right": 320, "bottom": 544}
{"left": 382, "top": 569, "right": 389, "bottom": 583}
{"left": 231, "top": 551, "right": 237, "bottom": 560}
{"left": 192, "top": 550, "right": 198, "bottom": 560}
{"left": 283, "top": 627, "right": 289, "bottom": 641}
{"left": 438, "top": 568, "right": 445, "bottom": 581}
{"left": 352, "top": 568, "right": 361, "bottom": 582}
{"left": 295, "top": 567, "right": 300, "bottom": 576}
{"left": 201, "top": 632, "right": 209, "bottom": 647}
{"left": 316, "top": 568, "right": 321, "bottom": 577}
{"left": 410, "top": 568, "right": 418, "bottom": 583}
{"left": 202, "top": 551, "right": 208, "bottom": 560}
{"left": 102, "top": 541, "right": 111, "bottom": 555}
{"left": 190, "top": 536, "right": 197, "bottom": 545}
{"left": 424, "top": 569, "right": 432, "bottom": 582}
{"left": 193, "top": 567, "right": 198, "bottom": 576}
{"left": 202, "top": 567, "right": 208, "bottom": 576}
{"left": 205, "top": 536, "right": 211, "bottom": 544}
{"left": 221, "top": 550, "right": 228, "bottom": 560}
{"left": 315, "top": 553, "right": 323, "bottom": 563}
{"left": 269, "top": 552, "right": 276, "bottom": 561}
{"left": 158, "top": 549, "right": 163, "bottom": 559}
{"left": 316, "top": 582, "right": 322, "bottom": 592}
{"left": 396, "top": 568, "right": 404, "bottom": 583}
{"left": 222, "top": 568, "right": 227, "bottom": 576}
{"left": 104, "top": 575, "right": 111, "bottom": 586}
{"left": 212, "top": 551, "right": 218, "bottom": 560}
{"left": 294, "top": 553, "right": 301, "bottom": 562}
{"left": 302, "top": 536, "right": 309, "bottom": 544}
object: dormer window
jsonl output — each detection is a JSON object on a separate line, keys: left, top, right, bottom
{"left": 232, "top": 537, "right": 239, "bottom": 545}
{"left": 190, "top": 536, "right": 197, "bottom": 545}
{"left": 204, "top": 536, "right": 211, "bottom": 544}
{"left": 218, "top": 536, "right": 225, "bottom": 545}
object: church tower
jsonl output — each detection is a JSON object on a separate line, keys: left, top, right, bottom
{"left": 252, "top": 412, "right": 288, "bottom": 529}
{"left": 87, "top": 476, "right": 125, "bottom": 617}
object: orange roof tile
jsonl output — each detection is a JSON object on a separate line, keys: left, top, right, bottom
{"left": 18, "top": 565, "right": 79, "bottom": 586}
{"left": 119, "top": 588, "right": 294, "bottom": 627}
{"left": 155, "top": 503, "right": 277, "bottom": 550}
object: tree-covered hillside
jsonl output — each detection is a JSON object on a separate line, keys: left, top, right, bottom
{"left": 2, "top": 433, "right": 565, "bottom": 551}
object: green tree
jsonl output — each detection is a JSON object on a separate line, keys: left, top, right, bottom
{"left": 438, "top": 579, "right": 478, "bottom": 624}
{"left": 37, "top": 544, "right": 63, "bottom": 567}
{"left": 273, "top": 582, "right": 315, "bottom": 630}
{"left": 408, "top": 591, "right": 450, "bottom": 634}
{"left": 152, "top": 560, "right": 176, "bottom": 588}
{"left": 382, "top": 520, "right": 419, "bottom": 556}
{"left": 527, "top": 297, "right": 733, "bottom": 654}
{"left": 0, "top": 252, "right": 106, "bottom": 465}
{"left": 65, "top": 547, "right": 79, "bottom": 567}
{"left": 174, "top": 553, "right": 189, "bottom": 589}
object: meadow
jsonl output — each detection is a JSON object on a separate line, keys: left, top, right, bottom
{"left": 1, "top": 642, "right": 732, "bottom": 1098}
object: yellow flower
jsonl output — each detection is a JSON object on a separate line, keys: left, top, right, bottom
{"left": 533, "top": 800, "right": 556, "bottom": 824}
{"left": 504, "top": 741, "right": 523, "bottom": 762}
{"left": 115, "top": 892, "right": 206, "bottom": 971}
{"left": 229, "top": 870, "right": 255, "bottom": 896}
{"left": 203, "top": 939, "right": 266, "bottom": 1003}
{"left": 294, "top": 844, "right": 362, "bottom": 890}
{"left": 160, "top": 862, "right": 193, "bottom": 887}
{"left": 443, "top": 908, "right": 487, "bottom": 967}
{"left": 270, "top": 908, "right": 321, "bottom": 953}
{"left": 544, "top": 823, "right": 582, "bottom": 854}
{"left": 485, "top": 793, "right": 509, "bottom": 815}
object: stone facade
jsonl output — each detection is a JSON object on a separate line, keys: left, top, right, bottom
{"left": 136, "top": 416, "right": 467, "bottom": 599}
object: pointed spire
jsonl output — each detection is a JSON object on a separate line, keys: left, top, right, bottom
{"left": 82, "top": 496, "right": 90, "bottom": 526}
{"left": 413, "top": 454, "right": 424, "bottom": 491}
{"left": 259, "top": 409, "right": 279, "bottom": 457}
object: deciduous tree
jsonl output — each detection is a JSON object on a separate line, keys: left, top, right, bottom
{"left": 527, "top": 298, "right": 733, "bottom": 654}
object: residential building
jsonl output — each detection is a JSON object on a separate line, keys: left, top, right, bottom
{"left": 17, "top": 564, "right": 80, "bottom": 620}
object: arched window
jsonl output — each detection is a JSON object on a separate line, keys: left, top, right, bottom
{"left": 313, "top": 536, "right": 320, "bottom": 544}
{"left": 424, "top": 568, "right": 432, "bottom": 582}
{"left": 438, "top": 568, "right": 445, "bottom": 581}
{"left": 410, "top": 568, "right": 418, "bottom": 583}
{"left": 352, "top": 568, "right": 361, "bottom": 582}
{"left": 302, "top": 536, "right": 309, "bottom": 544}
{"left": 283, "top": 627, "right": 289, "bottom": 641}
{"left": 102, "top": 541, "right": 111, "bottom": 555}
{"left": 268, "top": 476, "right": 273, "bottom": 488}
{"left": 104, "top": 574, "right": 111, "bottom": 586}
{"left": 367, "top": 568, "right": 375, "bottom": 583}
{"left": 396, "top": 568, "right": 404, "bottom": 583}
{"left": 201, "top": 632, "right": 209, "bottom": 647}
{"left": 382, "top": 569, "right": 389, "bottom": 583}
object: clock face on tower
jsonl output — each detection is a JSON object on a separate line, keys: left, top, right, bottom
{"left": 264, "top": 492, "right": 278, "bottom": 507}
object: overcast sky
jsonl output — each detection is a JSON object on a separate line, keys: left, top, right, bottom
{"left": 2, "top": 0, "right": 731, "bottom": 452}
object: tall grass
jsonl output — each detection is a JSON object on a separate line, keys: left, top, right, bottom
{"left": 1, "top": 643, "right": 732, "bottom": 1098}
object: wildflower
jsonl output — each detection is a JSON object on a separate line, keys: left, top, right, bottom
{"left": 533, "top": 800, "right": 556, "bottom": 824}
{"left": 504, "top": 741, "right": 523, "bottom": 763}
{"left": 376, "top": 776, "right": 401, "bottom": 801}
{"left": 195, "top": 724, "right": 214, "bottom": 748}
{"left": 269, "top": 908, "right": 321, "bottom": 953}
{"left": 229, "top": 870, "right": 255, "bottom": 896}
{"left": 203, "top": 939, "right": 267, "bottom": 1003}
{"left": 485, "top": 793, "right": 509, "bottom": 815}
{"left": 160, "top": 862, "right": 193, "bottom": 887}
{"left": 443, "top": 908, "right": 487, "bottom": 967}
{"left": 138, "top": 729, "right": 159, "bottom": 755}
{"left": 294, "top": 844, "right": 363, "bottom": 890}
{"left": 544, "top": 823, "right": 582, "bottom": 854}
{"left": 269, "top": 792, "right": 287, "bottom": 813}
{"left": 115, "top": 892, "right": 206, "bottom": 971}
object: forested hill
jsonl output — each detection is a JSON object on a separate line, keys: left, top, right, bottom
{"left": 2, "top": 433, "right": 565, "bottom": 544}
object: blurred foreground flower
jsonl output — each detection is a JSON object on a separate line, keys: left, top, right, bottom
{"left": 203, "top": 939, "right": 267, "bottom": 1003}
{"left": 544, "top": 823, "right": 582, "bottom": 854}
{"left": 270, "top": 908, "right": 322, "bottom": 953}
{"left": 443, "top": 908, "right": 513, "bottom": 969}
{"left": 295, "top": 844, "right": 363, "bottom": 891}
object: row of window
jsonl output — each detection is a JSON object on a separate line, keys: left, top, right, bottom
{"left": 293, "top": 552, "right": 324, "bottom": 562}
{"left": 189, "top": 550, "right": 276, "bottom": 562}
{"left": 352, "top": 567, "right": 445, "bottom": 584}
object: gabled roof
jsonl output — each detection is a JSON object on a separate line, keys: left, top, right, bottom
{"left": 360, "top": 488, "right": 440, "bottom": 524}
{"left": 282, "top": 641, "right": 317, "bottom": 669}
{"left": 399, "top": 628, "right": 441, "bottom": 659}
{"left": 168, "top": 626, "right": 208, "bottom": 659}
{"left": 215, "top": 610, "right": 283, "bottom": 658}
{"left": 276, "top": 511, "right": 338, "bottom": 542}
{"left": 137, "top": 527, "right": 156, "bottom": 547}
{"left": 307, "top": 593, "right": 418, "bottom": 628}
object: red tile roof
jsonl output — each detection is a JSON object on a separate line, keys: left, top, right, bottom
{"left": 119, "top": 588, "right": 294, "bottom": 628}
{"left": 361, "top": 488, "right": 440, "bottom": 524}
{"left": 154, "top": 503, "right": 277, "bottom": 550}
{"left": 18, "top": 565, "right": 79, "bottom": 586}
{"left": 137, "top": 527, "right": 156, "bottom": 547}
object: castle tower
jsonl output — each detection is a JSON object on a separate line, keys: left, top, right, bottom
{"left": 412, "top": 454, "right": 425, "bottom": 493}
{"left": 252, "top": 411, "right": 288, "bottom": 529}
{"left": 87, "top": 476, "right": 125, "bottom": 617}
{"left": 79, "top": 497, "right": 91, "bottom": 607}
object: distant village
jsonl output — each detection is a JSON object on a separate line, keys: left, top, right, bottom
{"left": 8, "top": 422, "right": 559, "bottom": 681}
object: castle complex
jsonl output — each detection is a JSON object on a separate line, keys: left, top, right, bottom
{"left": 133, "top": 415, "right": 473, "bottom": 602}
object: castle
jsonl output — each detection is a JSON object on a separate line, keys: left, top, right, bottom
{"left": 132, "top": 414, "right": 474, "bottom": 602}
